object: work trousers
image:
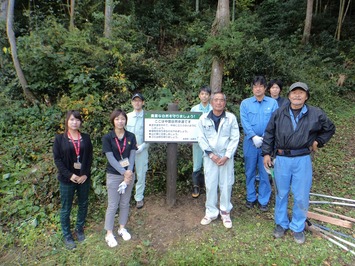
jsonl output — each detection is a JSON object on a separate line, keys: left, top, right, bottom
{"left": 243, "top": 139, "right": 271, "bottom": 205}
{"left": 192, "top": 143, "right": 203, "bottom": 172}
{"left": 59, "top": 180, "right": 90, "bottom": 238}
{"left": 105, "top": 173, "right": 135, "bottom": 231}
{"left": 274, "top": 155, "right": 312, "bottom": 233}
{"left": 203, "top": 155, "right": 235, "bottom": 218}
{"left": 134, "top": 149, "right": 148, "bottom": 202}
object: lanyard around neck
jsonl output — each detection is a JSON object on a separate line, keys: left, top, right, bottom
{"left": 67, "top": 131, "right": 81, "bottom": 161}
{"left": 114, "top": 137, "right": 127, "bottom": 158}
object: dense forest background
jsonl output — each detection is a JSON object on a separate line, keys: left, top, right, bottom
{"left": 0, "top": 0, "right": 354, "bottom": 262}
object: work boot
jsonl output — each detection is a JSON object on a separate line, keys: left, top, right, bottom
{"left": 64, "top": 235, "right": 76, "bottom": 250}
{"left": 273, "top": 225, "right": 286, "bottom": 238}
{"left": 192, "top": 171, "right": 201, "bottom": 198}
{"left": 199, "top": 172, "right": 205, "bottom": 189}
{"left": 293, "top": 231, "right": 306, "bottom": 244}
{"left": 246, "top": 200, "right": 257, "bottom": 209}
{"left": 259, "top": 204, "right": 268, "bottom": 212}
{"left": 192, "top": 186, "right": 200, "bottom": 198}
{"left": 75, "top": 228, "right": 85, "bottom": 242}
{"left": 136, "top": 200, "right": 144, "bottom": 209}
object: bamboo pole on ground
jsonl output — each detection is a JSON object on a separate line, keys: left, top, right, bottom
{"left": 313, "top": 208, "right": 355, "bottom": 223}
{"left": 306, "top": 222, "right": 355, "bottom": 255}
{"left": 310, "top": 193, "right": 355, "bottom": 203}
{"left": 313, "top": 223, "right": 355, "bottom": 240}
{"left": 309, "top": 201, "right": 355, "bottom": 207}
{"left": 307, "top": 211, "right": 352, "bottom": 228}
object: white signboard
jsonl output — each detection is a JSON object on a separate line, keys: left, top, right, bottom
{"left": 144, "top": 111, "right": 202, "bottom": 143}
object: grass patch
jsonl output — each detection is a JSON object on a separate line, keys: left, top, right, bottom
{"left": 0, "top": 106, "right": 354, "bottom": 265}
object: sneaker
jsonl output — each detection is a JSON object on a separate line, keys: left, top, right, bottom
{"left": 293, "top": 231, "right": 306, "bottom": 244}
{"left": 273, "top": 225, "right": 286, "bottom": 238}
{"left": 246, "top": 200, "right": 257, "bottom": 209}
{"left": 136, "top": 200, "right": 144, "bottom": 209}
{"left": 64, "top": 235, "right": 76, "bottom": 250}
{"left": 259, "top": 204, "right": 268, "bottom": 212}
{"left": 118, "top": 228, "right": 131, "bottom": 241}
{"left": 200, "top": 215, "right": 218, "bottom": 225}
{"left": 75, "top": 228, "right": 85, "bottom": 242}
{"left": 105, "top": 234, "right": 118, "bottom": 248}
{"left": 220, "top": 211, "right": 232, "bottom": 229}
{"left": 192, "top": 186, "right": 200, "bottom": 198}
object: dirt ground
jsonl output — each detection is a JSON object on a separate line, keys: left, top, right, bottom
{"left": 111, "top": 119, "right": 355, "bottom": 253}
{"left": 127, "top": 191, "right": 212, "bottom": 251}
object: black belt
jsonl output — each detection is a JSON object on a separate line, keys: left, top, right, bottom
{"left": 277, "top": 148, "right": 311, "bottom": 157}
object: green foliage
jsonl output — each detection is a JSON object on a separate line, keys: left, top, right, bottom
{"left": 1, "top": 14, "right": 157, "bottom": 105}
{"left": 203, "top": 26, "right": 244, "bottom": 61}
{"left": 256, "top": 0, "right": 306, "bottom": 38}
{"left": 1, "top": 2, "right": 355, "bottom": 263}
{"left": 2, "top": 112, "right": 354, "bottom": 266}
{"left": 236, "top": 0, "right": 255, "bottom": 12}
{"left": 0, "top": 104, "right": 61, "bottom": 235}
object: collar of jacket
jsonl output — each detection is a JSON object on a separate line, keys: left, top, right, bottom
{"left": 252, "top": 95, "right": 268, "bottom": 102}
{"left": 282, "top": 103, "right": 309, "bottom": 117}
{"left": 109, "top": 130, "right": 126, "bottom": 139}
{"left": 207, "top": 110, "right": 226, "bottom": 119}
{"left": 134, "top": 110, "right": 144, "bottom": 117}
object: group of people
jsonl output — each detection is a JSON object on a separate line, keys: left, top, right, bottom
{"left": 193, "top": 76, "right": 335, "bottom": 244}
{"left": 53, "top": 93, "right": 149, "bottom": 249}
{"left": 53, "top": 76, "right": 335, "bottom": 250}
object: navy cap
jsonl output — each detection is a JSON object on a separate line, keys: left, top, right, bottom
{"left": 132, "top": 93, "right": 144, "bottom": 101}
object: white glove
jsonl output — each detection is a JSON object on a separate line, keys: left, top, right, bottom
{"left": 136, "top": 145, "right": 143, "bottom": 154}
{"left": 252, "top": 136, "right": 263, "bottom": 148}
{"left": 117, "top": 181, "right": 127, "bottom": 194}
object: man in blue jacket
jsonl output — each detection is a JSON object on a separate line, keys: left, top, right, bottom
{"left": 240, "top": 76, "right": 278, "bottom": 211}
{"left": 262, "top": 82, "right": 335, "bottom": 244}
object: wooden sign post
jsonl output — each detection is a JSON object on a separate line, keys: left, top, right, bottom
{"left": 166, "top": 103, "right": 178, "bottom": 207}
{"left": 143, "top": 105, "right": 202, "bottom": 207}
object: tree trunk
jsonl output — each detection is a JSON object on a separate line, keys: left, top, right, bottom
{"left": 232, "top": 0, "right": 236, "bottom": 22}
{"left": 210, "top": 0, "right": 230, "bottom": 93}
{"left": 69, "top": 0, "right": 75, "bottom": 30}
{"left": 104, "top": 0, "right": 114, "bottom": 38}
{"left": 195, "top": 0, "right": 199, "bottom": 13}
{"left": 301, "top": 0, "right": 314, "bottom": 45}
{"left": 314, "top": 0, "right": 322, "bottom": 14}
{"left": 211, "top": 0, "right": 230, "bottom": 35}
{"left": 0, "top": 0, "right": 7, "bottom": 21}
{"left": 6, "top": 0, "right": 38, "bottom": 104}
{"left": 335, "top": 0, "right": 351, "bottom": 40}
{"left": 210, "top": 58, "right": 224, "bottom": 93}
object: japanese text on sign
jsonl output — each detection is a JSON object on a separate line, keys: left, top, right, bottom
{"left": 144, "top": 111, "right": 202, "bottom": 143}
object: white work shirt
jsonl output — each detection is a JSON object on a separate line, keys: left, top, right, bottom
{"left": 127, "top": 111, "right": 149, "bottom": 150}
{"left": 198, "top": 111, "right": 240, "bottom": 159}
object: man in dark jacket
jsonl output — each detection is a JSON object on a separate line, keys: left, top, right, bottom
{"left": 262, "top": 82, "right": 335, "bottom": 244}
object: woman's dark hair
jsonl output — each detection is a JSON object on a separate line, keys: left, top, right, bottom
{"left": 64, "top": 110, "right": 83, "bottom": 132}
{"left": 267, "top": 79, "right": 283, "bottom": 92}
{"left": 110, "top": 109, "right": 128, "bottom": 126}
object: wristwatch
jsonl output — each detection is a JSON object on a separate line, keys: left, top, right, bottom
{"left": 209, "top": 153, "right": 214, "bottom": 159}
